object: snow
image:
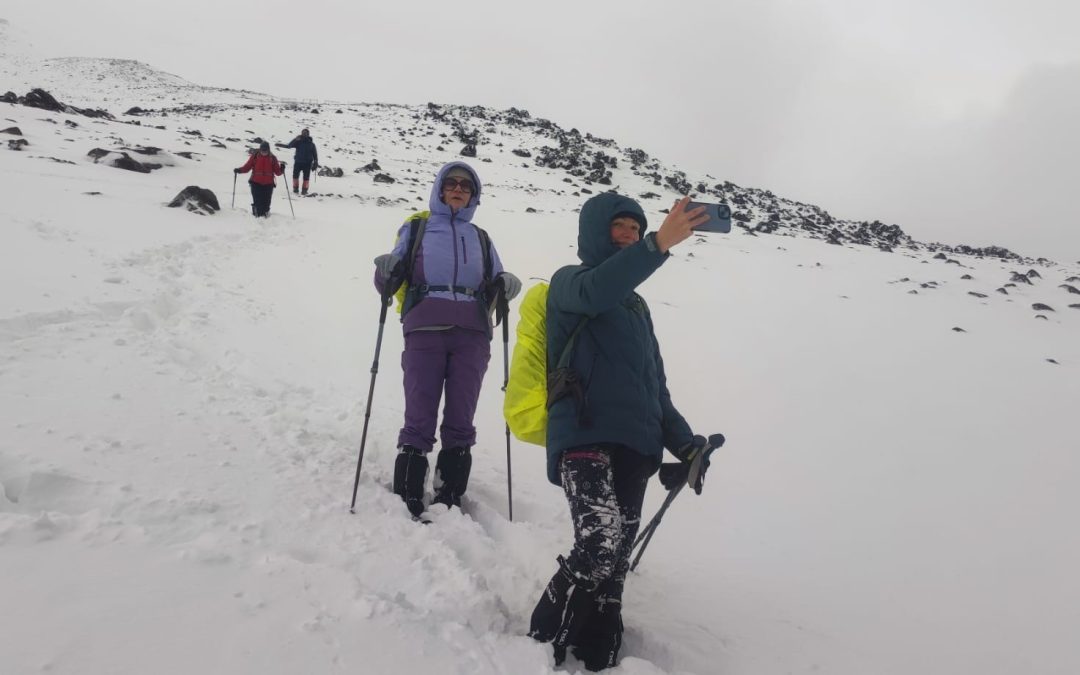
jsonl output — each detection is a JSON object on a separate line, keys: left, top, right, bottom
{"left": 2, "top": 23, "right": 1080, "bottom": 675}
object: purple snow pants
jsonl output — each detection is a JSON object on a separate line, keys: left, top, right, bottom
{"left": 398, "top": 327, "right": 491, "bottom": 452}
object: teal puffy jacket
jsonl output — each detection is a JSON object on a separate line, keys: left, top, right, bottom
{"left": 545, "top": 193, "right": 693, "bottom": 485}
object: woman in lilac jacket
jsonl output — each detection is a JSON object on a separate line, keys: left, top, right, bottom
{"left": 374, "top": 161, "right": 521, "bottom": 518}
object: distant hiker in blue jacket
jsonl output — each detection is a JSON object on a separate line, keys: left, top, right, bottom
{"left": 528, "top": 192, "right": 711, "bottom": 671}
{"left": 373, "top": 161, "right": 521, "bottom": 519}
{"left": 283, "top": 128, "right": 318, "bottom": 195}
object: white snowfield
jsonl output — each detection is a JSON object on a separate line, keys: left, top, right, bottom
{"left": 2, "top": 21, "right": 1079, "bottom": 675}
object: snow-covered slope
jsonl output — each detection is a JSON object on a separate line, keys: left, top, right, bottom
{"left": 2, "top": 20, "right": 1079, "bottom": 675}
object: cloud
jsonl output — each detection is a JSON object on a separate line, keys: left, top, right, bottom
{"left": 847, "top": 62, "right": 1080, "bottom": 260}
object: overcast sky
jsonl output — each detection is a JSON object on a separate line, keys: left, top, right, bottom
{"left": 5, "top": 0, "right": 1080, "bottom": 259}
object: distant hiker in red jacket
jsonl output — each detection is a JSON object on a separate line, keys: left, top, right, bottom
{"left": 234, "top": 141, "right": 285, "bottom": 217}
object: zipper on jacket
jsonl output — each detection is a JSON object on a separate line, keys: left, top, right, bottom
{"left": 461, "top": 236, "right": 468, "bottom": 265}
{"left": 450, "top": 213, "right": 459, "bottom": 299}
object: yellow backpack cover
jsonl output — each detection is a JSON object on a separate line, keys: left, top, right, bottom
{"left": 504, "top": 283, "right": 549, "bottom": 445}
{"left": 392, "top": 210, "right": 431, "bottom": 314}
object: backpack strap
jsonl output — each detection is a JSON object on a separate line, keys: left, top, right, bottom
{"left": 404, "top": 216, "right": 426, "bottom": 282}
{"left": 555, "top": 316, "right": 589, "bottom": 370}
{"left": 547, "top": 315, "right": 592, "bottom": 428}
{"left": 400, "top": 216, "right": 427, "bottom": 317}
{"left": 477, "top": 227, "right": 494, "bottom": 284}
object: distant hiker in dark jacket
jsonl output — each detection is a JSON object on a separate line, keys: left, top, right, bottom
{"left": 528, "top": 193, "right": 711, "bottom": 671}
{"left": 372, "top": 161, "right": 521, "bottom": 519}
{"left": 234, "top": 141, "right": 284, "bottom": 217}
{"left": 284, "top": 129, "right": 318, "bottom": 195}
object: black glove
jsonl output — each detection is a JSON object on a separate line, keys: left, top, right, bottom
{"left": 658, "top": 462, "right": 686, "bottom": 491}
{"left": 233, "top": 168, "right": 240, "bottom": 174}
{"left": 280, "top": 162, "right": 287, "bottom": 170}
{"left": 663, "top": 433, "right": 724, "bottom": 495}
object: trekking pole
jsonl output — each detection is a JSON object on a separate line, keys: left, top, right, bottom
{"left": 282, "top": 172, "right": 295, "bottom": 219}
{"left": 629, "top": 483, "right": 683, "bottom": 572}
{"left": 497, "top": 293, "right": 513, "bottom": 521}
{"left": 629, "top": 432, "right": 725, "bottom": 571}
{"left": 349, "top": 280, "right": 399, "bottom": 513}
{"left": 231, "top": 171, "right": 237, "bottom": 209}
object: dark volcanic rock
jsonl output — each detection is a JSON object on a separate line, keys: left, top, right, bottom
{"left": 18, "top": 88, "right": 113, "bottom": 119}
{"left": 8, "top": 138, "right": 29, "bottom": 150}
{"left": 87, "top": 148, "right": 154, "bottom": 173}
{"left": 125, "top": 107, "right": 147, "bottom": 115}
{"left": 1, "top": 126, "right": 22, "bottom": 135}
{"left": 125, "top": 146, "right": 162, "bottom": 155}
{"left": 358, "top": 159, "right": 381, "bottom": 173}
{"left": 968, "top": 292, "right": 988, "bottom": 298}
{"left": 1032, "top": 303, "right": 1054, "bottom": 312}
{"left": 167, "top": 186, "right": 220, "bottom": 215}
{"left": 460, "top": 143, "right": 477, "bottom": 157}
{"left": 318, "top": 166, "right": 344, "bottom": 178}
{"left": 512, "top": 148, "right": 532, "bottom": 158}
{"left": 1, "top": 91, "right": 17, "bottom": 104}
{"left": 114, "top": 154, "right": 154, "bottom": 172}
{"left": 1010, "top": 271, "right": 1033, "bottom": 284}
{"left": 1059, "top": 284, "right": 1080, "bottom": 295}
{"left": 526, "top": 207, "right": 537, "bottom": 213}
{"left": 961, "top": 274, "right": 973, "bottom": 280}
{"left": 20, "top": 88, "right": 65, "bottom": 112}
{"left": 952, "top": 327, "right": 966, "bottom": 333}
{"left": 664, "top": 173, "right": 692, "bottom": 194}
{"left": 373, "top": 173, "right": 395, "bottom": 184}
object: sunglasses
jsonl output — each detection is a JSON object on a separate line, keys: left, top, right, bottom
{"left": 442, "top": 177, "right": 475, "bottom": 193}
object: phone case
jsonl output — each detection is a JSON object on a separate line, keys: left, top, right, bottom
{"left": 689, "top": 202, "right": 732, "bottom": 233}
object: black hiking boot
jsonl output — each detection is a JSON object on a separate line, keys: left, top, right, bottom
{"left": 432, "top": 446, "right": 471, "bottom": 508}
{"left": 392, "top": 446, "right": 428, "bottom": 518}
{"left": 529, "top": 556, "right": 598, "bottom": 665}
{"left": 572, "top": 576, "right": 625, "bottom": 671}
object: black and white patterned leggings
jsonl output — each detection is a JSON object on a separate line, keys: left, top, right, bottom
{"left": 559, "top": 445, "right": 659, "bottom": 593}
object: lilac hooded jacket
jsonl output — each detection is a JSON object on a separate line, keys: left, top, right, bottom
{"left": 374, "top": 161, "right": 505, "bottom": 335}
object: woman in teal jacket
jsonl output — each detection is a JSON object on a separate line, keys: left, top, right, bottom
{"left": 528, "top": 193, "right": 711, "bottom": 671}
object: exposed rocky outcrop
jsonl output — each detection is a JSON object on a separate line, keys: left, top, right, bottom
{"left": 167, "top": 186, "right": 219, "bottom": 215}
{"left": 15, "top": 88, "right": 112, "bottom": 119}
{"left": 87, "top": 148, "right": 158, "bottom": 173}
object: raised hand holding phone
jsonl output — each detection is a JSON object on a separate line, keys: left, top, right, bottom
{"left": 654, "top": 197, "right": 709, "bottom": 253}
{"left": 688, "top": 202, "right": 732, "bottom": 233}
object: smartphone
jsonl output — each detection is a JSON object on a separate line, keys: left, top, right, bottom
{"left": 689, "top": 202, "right": 732, "bottom": 233}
